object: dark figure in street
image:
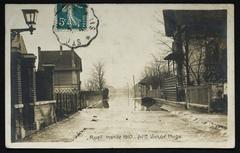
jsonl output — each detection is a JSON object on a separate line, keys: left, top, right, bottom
{"left": 102, "top": 88, "right": 109, "bottom": 108}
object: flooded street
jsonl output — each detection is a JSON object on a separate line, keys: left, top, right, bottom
{"left": 6, "top": 4, "right": 233, "bottom": 149}
{"left": 23, "top": 93, "right": 227, "bottom": 146}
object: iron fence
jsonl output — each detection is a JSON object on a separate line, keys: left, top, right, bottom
{"left": 54, "top": 89, "right": 100, "bottom": 121}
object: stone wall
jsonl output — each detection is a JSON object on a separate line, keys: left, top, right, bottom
{"left": 34, "top": 100, "right": 56, "bottom": 130}
{"left": 13, "top": 104, "right": 26, "bottom": 141}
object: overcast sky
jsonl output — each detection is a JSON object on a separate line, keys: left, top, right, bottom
{"left": 6, "top": 4, "right": 229, "bottom": 89}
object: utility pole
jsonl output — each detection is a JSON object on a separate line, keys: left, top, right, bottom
{"left": 133, "top": 75, "right": 136, "bottom": 98}
{"left": 127, "top": 82, "right": 129, "bottom": 107}
{"left": 132, "top": 75, "right": 137, "bottom": 111}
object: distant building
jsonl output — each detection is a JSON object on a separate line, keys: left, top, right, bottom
{"left": 38, "top": 46, "right": 82, "bottom": 91}
{"left": 138, "top": 76, "right": 161, "bottom": 98}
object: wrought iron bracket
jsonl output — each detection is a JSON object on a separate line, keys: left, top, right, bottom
{"left": 11, "top": 26, "right": 36, "bottom": 42}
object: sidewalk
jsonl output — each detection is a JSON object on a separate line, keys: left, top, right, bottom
{"left": 153, "top": 98, "right": 227, "bottom": 135}
{"left": 23, "top": 99, "right": 103, "bottom": 142}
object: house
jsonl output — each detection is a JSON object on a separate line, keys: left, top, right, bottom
{"left": 11, "top": 34, "right": 56, "bottom": 141}
{"left": 163, "top": 10, "right": 227, "bottom": 86}
{"left": 162, "top": 10, "right": 227, "bottom": 111}
{"left": 38, "top": 46, "right": 82, "bottom": 92}
{"left": 138, "top": 76, "right": 161, "bottom": 98}
{"left": 11, "top": 34, "right": 37, "bottom": 141}
{"left": 11, "top": 34, "right": 28, "bottom": 54}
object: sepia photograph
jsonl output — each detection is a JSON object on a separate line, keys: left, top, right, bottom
{"left": 5, "top": 3, "right": 235, "bottom": 148}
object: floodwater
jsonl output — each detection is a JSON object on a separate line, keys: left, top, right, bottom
{"left": 94, "top": 92, "right": 163, "bottom": 111}
{"left": 23, "top": 92, "right": 228, "bottom": 147}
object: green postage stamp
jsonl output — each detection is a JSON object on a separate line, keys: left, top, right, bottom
{"left": 53, "top": 4, "right": 99, "bottom": 48}
{"left": 56, "top": 4, "right": 88, "bottom": 31}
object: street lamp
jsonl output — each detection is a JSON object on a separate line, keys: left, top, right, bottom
{"left": 11, "top": 9, "right": 39, "bottom": 40}
{"left": 22, "top": 9, "right": 38, "bottom": 33}
{"left": 10, "top": 8, "right": 39, "bottom": 141}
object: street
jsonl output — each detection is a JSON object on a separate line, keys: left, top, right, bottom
{"left": 6, "top": 5, "right": 233, "bottom": 149}
{"left": 23, "top": 92, "right": 227, "bottom": 144}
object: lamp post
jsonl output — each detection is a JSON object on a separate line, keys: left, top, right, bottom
{"left": 11, "top": 8, "right": 38, "bottom": 141}
{"left": 11, "top": 9, "right": 38, "bottom": 40}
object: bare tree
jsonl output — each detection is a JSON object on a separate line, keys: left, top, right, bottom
{"left": 141, "top": 54, "right": 169, "bottom": 88}
{"left": 184, "top": 37, "right": 206, "bottom": 85}
{"left": 153, "top": 11, "right": 207, "bottom": 86}
{"left": 84, "top": 79, "right": 98, "bottom": 91}
{"left": 86, "top": 61, "right": 106, "bottom": 92}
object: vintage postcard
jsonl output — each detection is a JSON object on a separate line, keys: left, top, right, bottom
{"left": 5, "top": 4, "right": 235, "bottom": 148}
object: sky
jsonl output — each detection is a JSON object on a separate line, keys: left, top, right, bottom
{"left": 6, "top": 4, "right": 230, "bottom": 89}
{"left": 6, "top": 4, "right": 169, "bottom": 89}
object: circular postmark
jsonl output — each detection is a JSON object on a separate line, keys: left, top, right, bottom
{"left": 52, "top": 4, "right": 99, "bottom": 49}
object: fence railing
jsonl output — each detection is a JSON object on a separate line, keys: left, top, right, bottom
{"left": 54, "top": 89, "right": 100, "bottom": 121}
{"left": 163, "top": 76, "right": 178, "bottom": 101}
{"left": 186, "top": 85, "right": 210, "bottom": 106}
{"left": 147, "top": 89, "right": 161, "bottom": 98}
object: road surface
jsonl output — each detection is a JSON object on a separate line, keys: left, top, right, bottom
{"left": 23, "top": 92, "right": 227, "bottom": 147}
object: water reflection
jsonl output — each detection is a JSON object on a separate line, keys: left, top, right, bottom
{"left": 102, "top": 98, "right": 109, "bottom": 108}
{"left": 133, "top": 99, "right": 148, "bottom": 111}
{"left": 133, "top": 97, "right": 157, "bottom": 111}
{"left": 93, "top": 92, "right": 161, "bottom": 112}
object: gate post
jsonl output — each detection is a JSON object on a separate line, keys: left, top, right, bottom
{"left": 207, "top": 84, "right": 212, "bottom": 113}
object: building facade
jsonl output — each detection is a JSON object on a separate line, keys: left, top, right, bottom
{"left": 138, "top": 76, "right": 162, "bottom": 98}
{"left": 11, "top": 34, "right": 37, "bottom": 141}
{"left": 163, "top": 10, "right": 227, "bottom": 87}
{"left": 11, "top": 34, "right": 56, "bottom": 141}
{"left": 162, "top": 10, "right": 227, "bottom": 112}
{"left": 38, "top": 46, "right": 82, "bottom": 92}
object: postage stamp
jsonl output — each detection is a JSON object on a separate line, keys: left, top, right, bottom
{"left": 56, "top": 4, "right": 88, "bottom": 31}
{"left": 53, "top": 4, "right": 99, "bottom": 49}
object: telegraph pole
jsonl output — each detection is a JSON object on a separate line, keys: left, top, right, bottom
{"left": 133, "top": 75, "right": 136, "bottom": 98}
{"left": 127, "top": 82, "right": 130, "bottom": 107}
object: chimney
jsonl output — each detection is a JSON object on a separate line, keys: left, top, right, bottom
{"left": 38, "top": 46, "right": 41, "bottom": 71}
{"left": 71, "top": 48, "right": 75, "bottom": 67}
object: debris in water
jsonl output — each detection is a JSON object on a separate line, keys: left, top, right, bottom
{"left": 91, "top": 119, "right": 98, "bottom": 122}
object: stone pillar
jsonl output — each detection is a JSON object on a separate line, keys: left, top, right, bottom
{"left": 21, "top": 54, "right": 37, "bottom": 130}
{"left": 11, "top": 52, "right": 25, "bottom": 141}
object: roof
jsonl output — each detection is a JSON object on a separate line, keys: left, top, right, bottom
{"left": 38, "top": 49, "right": 82, "bottom": 72}
{"left": 139, "top": 76, "right": 152, "bottom": 85}
{"left": 138, "top": 76, "right": 160, "bottom": 88}
{"left": 164, "top": 53, "right": 175, "bottom": 60}
{"left": 11, "top": 34, "right": 27, "bottom": 54}
{"left": 163, "top": 10, "right": 227, "bottom": 37}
